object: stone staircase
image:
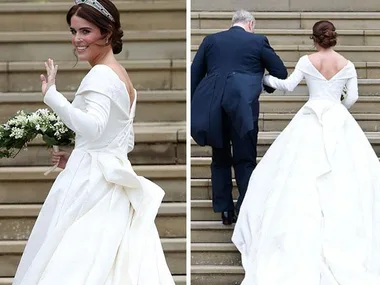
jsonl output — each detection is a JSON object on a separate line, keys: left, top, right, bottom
{"left": 0, "top": 1, "right": 186, "bottom": 284}
{"left": 191, "top": 4, "right": 380, "bottom": 285}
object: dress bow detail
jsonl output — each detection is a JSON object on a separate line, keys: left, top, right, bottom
{"left": 303, "top": 99, "right": 348, "bottom": 177}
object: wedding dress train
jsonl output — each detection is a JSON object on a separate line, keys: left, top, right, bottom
{"left": 232, "top": 55, "right": 380, "bottom": 285}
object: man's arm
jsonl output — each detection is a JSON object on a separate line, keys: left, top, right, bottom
{"left": 191, "top": 37, "right": 208, "bottom": 99}
{"left": 261, "top": 36, "right": 288, "bottom": 93}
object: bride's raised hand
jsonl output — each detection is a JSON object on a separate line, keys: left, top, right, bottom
{"left": 40, "top": 58, "right": 58, "bottom": 96}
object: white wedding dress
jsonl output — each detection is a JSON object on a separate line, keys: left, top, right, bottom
{"left": 13, "top": 65, "right": 175, "bottom": 285}
{"left": 232, "top": 55, "right": 380, "bottom": 285}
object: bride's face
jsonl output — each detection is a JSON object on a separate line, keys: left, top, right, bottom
{"left": 69, "top": 15, "right": 109, "bottom": 62}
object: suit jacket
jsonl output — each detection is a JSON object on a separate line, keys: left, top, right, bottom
{"left": 191, "top": 26, "right": 288, "bottom": 148}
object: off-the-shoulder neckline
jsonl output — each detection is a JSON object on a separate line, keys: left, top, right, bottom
{"left": 304, "top": 55, "right": 352, "bottom": 81}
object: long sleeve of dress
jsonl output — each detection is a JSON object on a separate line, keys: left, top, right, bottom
{"left": 341, "top": 76, "right": 359, "bottom": 109}
{"left": 263, "top": 68, "right": 304, "bottom": 92}
{"left": 44, "top": 85, "right": 111, "bottom": 141}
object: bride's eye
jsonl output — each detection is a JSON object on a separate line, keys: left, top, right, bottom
{"left": 82, "top": 30, "right": 90, "bottom": 35}
{"left": 70, "top": 29, "right": 76, "bottom": 35}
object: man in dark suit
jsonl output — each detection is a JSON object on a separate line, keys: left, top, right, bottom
{"left": 191, "top": 10, "right": 288, "bottom": 225}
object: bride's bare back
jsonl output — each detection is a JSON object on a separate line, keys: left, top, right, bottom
{"left": 308, "top": 51, "right": 349, "bottom": 80}
{"left": 107, "top": 63, "right": 135, "bottom": 104}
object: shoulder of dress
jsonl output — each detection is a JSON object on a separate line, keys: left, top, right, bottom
{"left": 76, "top": 65, "right": 116, "bottom": 97}
{"left": 293, "top": 55, "right": 309, "bottom": 71}
{"left": 298, "top": 55, "right": 309, "bottom": 64}
{"left": 86, "top": 65, "right": 115, "bottom": 80}
{"left": 345, "top": 61, "right": 358, "bottom": 77}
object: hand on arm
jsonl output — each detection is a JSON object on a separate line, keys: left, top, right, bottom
{"left": 263, "top": 68, "right": 304, "bottom": 92}
{"left": 261, "top": 37, "right": 288, "bottom": 93}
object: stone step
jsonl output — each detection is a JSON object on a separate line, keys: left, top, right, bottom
{"left": 191, "top": 157, "right": 259, "bottom": 179}
{"left": 191, "top": 221, "right": 235, "bottom": 243}
{"left": 0, "top": 238, "right": 186, "bottom": 276}
{"left": 191, "top": 131, "right": 380, "bottom": 158}
{"left": 191, "top": 265, "right": 243, "bottom": 285}
{"left": 0, "top": 30, "right": 185, "bottom": 61}
{"left": 0, "top": 165, "right": 186, "bottom": 203}
{"left": 192, "top": 12, "right": 380, "bottom": 30}
{"left": 191, "top": 44, "right": 380, "bottom": 63}
{"left": 191, "top": 178, "right": 242, "bottom": 202}
{"left": 0, "top": 2, "right": 185, "bottom": 31}
{"left": 192, "top": 28, "right": 380, "bottom": 46}
{"left": 0, "top": 122, "right": 186, "bottom": 166}
{"left": 191, "top": 0, "right": 379, "bottom": 12}
{"left": 0, "top": 90, "right": 185, "bottom": 123}
{"left": 0, "top": 202, "right": 186, "bottom": 240}
{"left": 191, "top": 155, "right": 380, "bottom": 180}
{"left": 0, "top": 59, "right": 185, "bottom": 92}
{"left": 191, "top": 200, "right": 225, "bottom": 221}
{"left": 0, "top": 276, "right": 187, "bottom": 285}
{"left": 192, "top": 243, "right": 240, "bottom": 266}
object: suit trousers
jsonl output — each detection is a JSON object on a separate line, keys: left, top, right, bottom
{"left": 211, "top": 109, "right": 258, "bottom": 213}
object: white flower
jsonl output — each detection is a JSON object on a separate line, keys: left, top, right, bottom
{"left": 54, "top": 130, "right": 62, "bottom": 139}
{"left": 37, "top": 109, "right": 49, "bottom": 116}
{"left": 28, "top": 113, "right": 41, "bottom": 125}
{"left": 48, "top": 114, "right": 57, "bottom": 121}
{"left": 10, "top": 128, "right": 24, "bottom": 139}
{"left": 8, "top": 114, "right": 28, "bottom": 127}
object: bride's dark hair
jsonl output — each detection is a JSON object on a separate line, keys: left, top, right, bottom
{"left": 311, "top": 20, "right": 337, "bottom": 49}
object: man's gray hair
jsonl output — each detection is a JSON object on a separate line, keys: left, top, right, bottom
{"left": 232, "top": 10, "right": 255, "bottom": 25}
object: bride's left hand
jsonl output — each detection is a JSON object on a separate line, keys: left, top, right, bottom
{"left": 40, "top": 58, "right": 58, "bottom": 96}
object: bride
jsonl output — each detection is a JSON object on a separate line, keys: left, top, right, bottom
{"left": 12, "top": 1, "right": 175, "bottom": 284}
{"left": 232, "top": 20, "right": 380, "bottom": 285}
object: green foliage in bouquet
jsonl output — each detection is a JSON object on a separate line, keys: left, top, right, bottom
{"left": 0, "top": 109, "right": 75, "bottom": 158}
{"left": 341, "top": 85, "right": 347, "bottom": 101}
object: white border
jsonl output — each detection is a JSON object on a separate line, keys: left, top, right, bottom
{"left": 185, "top": 0, "right": 191, "bottom": 284}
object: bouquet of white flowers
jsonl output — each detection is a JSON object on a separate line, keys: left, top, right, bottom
{"left": 0, "top": 109, "right": 75, "bottom": 173}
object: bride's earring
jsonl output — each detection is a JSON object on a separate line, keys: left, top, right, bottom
{"left": 106, "top": 38, "right": 109, "bottom": 45}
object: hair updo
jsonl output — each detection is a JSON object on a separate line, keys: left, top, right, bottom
{"left": 311, "top": 20, "right": 337, "bottom": 49}
{"left": 66, "top": 0, "right": 124, "bottom": 54}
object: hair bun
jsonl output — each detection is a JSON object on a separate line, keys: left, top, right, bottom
{"left": 112, "top": 28, "right": 123, "bottom": 54}
{"left": 311, "top": 20, "right": 337, "bottom": 48}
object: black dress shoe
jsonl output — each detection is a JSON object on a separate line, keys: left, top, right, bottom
{"left": 221, "top": 211, "right": 236, "bottom": 225}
